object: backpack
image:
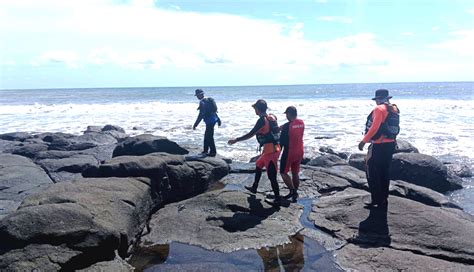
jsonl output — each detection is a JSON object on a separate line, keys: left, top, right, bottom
{"left": 256, "top": 114, "right": 280, "bottom": 146}
{"left": 365, "top": 104, "right": 400, "bottom": 140}
{"left": 202, "top": 97, "right": 218, "bottom": 117}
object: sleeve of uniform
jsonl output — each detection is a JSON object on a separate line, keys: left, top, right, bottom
{"left": 363, "top": 106, "right": 384, "bottom": 143}
{"left": 237, "top": 117, "right": 265, "bottom": 142}
{"left": 193, "top": 100, "right": 206, "bottom": 127}
{"left": 280, "top": 123, "right": 290, "bottom": 149}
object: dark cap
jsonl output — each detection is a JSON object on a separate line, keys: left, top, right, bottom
{"left": 284, "top": 106, "right": 297, "bottom": 116}
{"left": 195, "top": 89, "right": 204, "bottom": 96}
{"left": 372, "top": 89, "right": 392, "bottom": 100}
{"left": 252, "top": 99, "right": 267, "bottom": 111}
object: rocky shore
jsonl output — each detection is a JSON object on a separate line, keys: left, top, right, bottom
{"left": 0, "top": 126, "right": 472, "bottom": 271}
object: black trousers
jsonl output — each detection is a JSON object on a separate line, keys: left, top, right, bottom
{"left": 203, "top": 123, "right": 216, "bottom": 154}
{"left": 366, "top": 142, "right": 396, "bottom": 204}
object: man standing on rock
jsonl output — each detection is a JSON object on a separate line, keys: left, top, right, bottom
{"left": 279, "top": 106, "right": 305, "bottom": 203}
{"left": 228, "top": 99, "right": 282, "bottom": 206}
{"left": 193, "top": 89, "right": 221, "bottom": 157}
{"left": 358, "top": 89, "right": 400, "bottom": 208}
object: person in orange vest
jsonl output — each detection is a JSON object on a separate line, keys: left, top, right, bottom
{"left": 228, "top": 99, "right": 282, "bottom": 206}
{"left": 279, "top": 106, "right": 305, "bottom": 203}
{"left": 359, "top": 89, "right": 400, "bottom": 209}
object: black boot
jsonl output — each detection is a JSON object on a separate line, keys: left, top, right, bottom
{"left": 244, "top": 185, "right": 257, "bottom": 194}
{"left": 283, "top": 189, "right": 295, "bottom": 199}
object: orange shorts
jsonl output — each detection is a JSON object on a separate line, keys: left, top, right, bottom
{"left": 256, "top": 151, "right": 281, "bottom": 170}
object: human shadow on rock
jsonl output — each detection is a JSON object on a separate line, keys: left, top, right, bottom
{"left": 206, "top": 194, "right": 278, "bottom": 232}
{"left": 351, "top": 204, "right": 391, "bottom": 247}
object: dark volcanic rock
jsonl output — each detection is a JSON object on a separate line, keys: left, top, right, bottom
{"left": 77, "top": 257, "right": 134, "bottom": 272}
{"left": 101, "top": 124, "right": 125, "bottom": 133}
{"left": 10, "top": 143, "right": 49, "bottom": 159}
{"left": 0, "top": 177, "right": 154, "bottom": 259}
{"left": 83, "top": 153, "right": 229, "bottom": 204}
{"left": 394, "top": 139, "right": 419, "bottom": 153}
{"left": 336, "top": 244, "right": 472, "bottom": 272}
{"left": 445, "top": 162, "right": 472, "bottom": 178}
{"left": 389, "top": 180, "right": 461, "bottom": 209}
{"left": 0, "top": 244, "right": 81, "bottom": 271}
{"left": 319, "top": 146, "right": 349, "bottom": 159}
{"left": 140, "top": 189, "right": 303, "bottom": 253}
{"left": 348, "top": 153, "right": 366, "bottom": 171}
{"left": 390, "top": 153, "right": 463, "bottom": 192}
{"left": 307, "top": 154, "right": 347, "bottom": 168}
{"left": 0, "top": 154, "right": 53, "bottom": 219}
{"left": 112, "top": 134, "right": 188, "bottom": 157}
{"left": 310, "top": 188, "right": 474, "bottom": 264}
{"left": 0, "top": 132, "right": 32, "bottom": 142}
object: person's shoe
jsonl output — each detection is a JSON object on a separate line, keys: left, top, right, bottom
{"left": 283, "top": 189, "right": 295, "bottom": 199}
{"left": 208, "top": 152, "right": 217, "bottom": 157}
{"left": 199, "top": 151, "right": 209, "bottom": 156}
{"left": 265, "top": 197, "right": 281, "bottom": 207}
{"left": 291, "top": 191, "right": 298, "bottom": 203}
{"left": 244, "top": 185, "right": 257, "bottom": 194}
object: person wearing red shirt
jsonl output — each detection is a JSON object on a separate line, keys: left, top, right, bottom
{"left": 359, "top": 89, "right": 399, "bottom": 209}
{"left": 279, "top": 106, "right": 305, "bottom": 203}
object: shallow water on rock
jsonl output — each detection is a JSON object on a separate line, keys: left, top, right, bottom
{"left": 128, "top": 186, "right": 342, "bottom": 271}
{"left": 129, "top": 233, "right": 341, "bottom": 271}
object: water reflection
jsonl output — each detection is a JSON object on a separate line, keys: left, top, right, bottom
{"left": 129, "top": 232, "right": 340, "bottom": 271}
{"left": 257, "top": 233, "right": 305, "bottom": 271}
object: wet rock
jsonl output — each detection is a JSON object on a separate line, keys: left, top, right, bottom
{"left": 0, "top": 244, "right": 81, "bottom": 271}
{"left": 390, "top": 153, "right": 463, "bottom": 192}
{"left": 300, "top": 167, "right": 351, "bottom": 195}
{"left": 77, "top": 256, "right": 134, "bottom": 272}
{"left": 80, "top": 144, "right": 116, "bottom": 163}
{"left": 0, "top": 132, "right": 32, "bottom": 142}
{"left": 307, "top": 154, "right": 347, "bottom": 168}
{"left": 348, "top": 153, "right": 365, "bottom": 171}
{"left": 10, "top": 143, "right": 49, "bottom": 159}
{"left": 112, "top": 134, "right": 188, "bottom": 157}
{"left": 319, "top": 146, "right": 349, "bottom": 159}
{"left": 84, "top": 126, "right": 102, "bottom": 133}
{"left": 394, "top": 139, "right": 419, "bottom": 153}
{"left": 0, "top": 177, "right": 154, "bottom": 259}
{"left": 101, "top": 124, "right": 125, "bottom": 133}
{"left": 315, "top": 165, "right": 368, "bottom": 190}
{"left": 229, "top": 162, "right": 256, "bottom": 173}
{"left": 83, "top": 153, "right": 229, "bottom": 204}
{"left": 43, "top": 134, "right": 72, "bottom": 151}
{"left": 390, "top": 180, "right": 462, "bottom": 209}
{"left": 310, "top": 188, "right": 474, "bottom": 264}
{"left": 74, "top": 132, "right": 118, "bottom": 146}
{"left": 336, "top": 244, "right": 472, "bottom": 272}
{"left": 0, "top": 139, "right": 20, "bottom": 153}
{"left": 445, "top": 162, "right": 472, "bottom": 178}
{"left": 36, "top": 154, "right": 98, "bottom": 183}
{"left": 0, "top": 154, "right": 53, "bottom": 219}
{"left": 140, "top": 189, "right": 303, "bottom": 253}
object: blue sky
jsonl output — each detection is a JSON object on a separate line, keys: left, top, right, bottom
{"left": 0, "top": 0, "right": 473, "bottom": 89}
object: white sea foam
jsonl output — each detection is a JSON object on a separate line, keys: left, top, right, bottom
{"left": 1, "top": 98, "right": 473, "bottom": 162}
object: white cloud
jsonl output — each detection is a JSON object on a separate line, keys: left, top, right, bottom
{"left": 317, "top": 16, "right": 353, "bottom": 24}
{"left": 430, "top": 29, "right": 474, "bottom": 57}
{"left": 400, "top": 32, "right": 415, "bottom": 36}
{"left": 31, "top": 50, "right": 79, "bottom": 68}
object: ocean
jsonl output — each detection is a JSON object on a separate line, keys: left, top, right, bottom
{"left": 0, "top": 82, "right": 473, "bottom": 213}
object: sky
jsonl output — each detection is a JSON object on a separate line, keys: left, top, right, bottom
{"left": 0, "top": 0, "right": 473, "bottom": 89}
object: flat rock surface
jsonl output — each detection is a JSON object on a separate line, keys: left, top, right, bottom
{"left": 310, "top": 188, "right": 474, "bottom": 265}
{"left": 140, "top": 189, "right": 303, "bottom": 253}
